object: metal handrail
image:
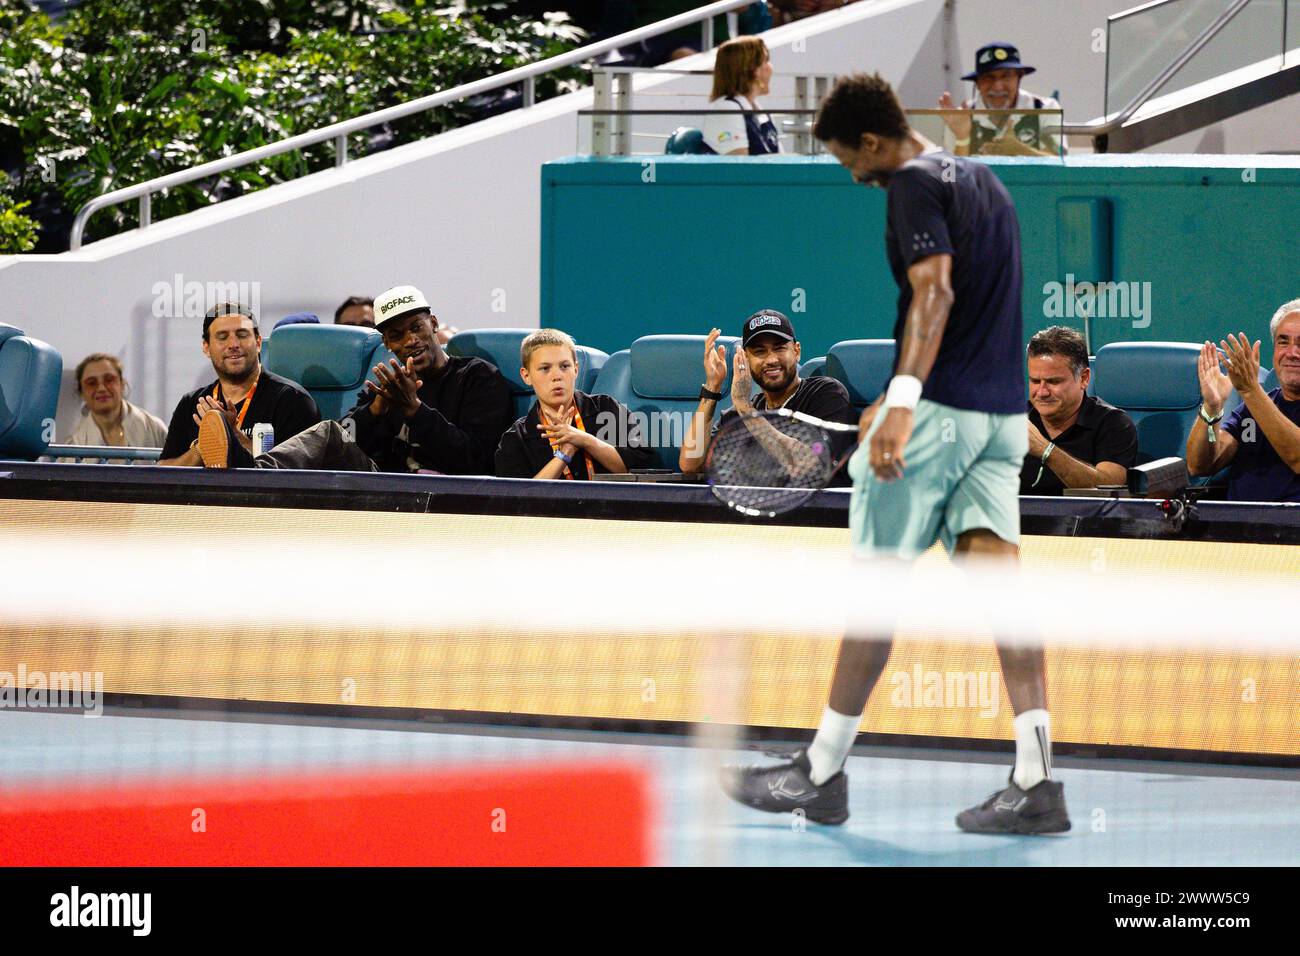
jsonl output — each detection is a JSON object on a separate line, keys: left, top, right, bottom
{"left": 1058, "top": 0, "right": 1255, "bottom": 136}
{"left": 43, "top": 445, "right": 162, "bottom": 462}
{"left": 1109, "top": 0, "right": 1191, "bottom": 24}
{"left": 69, "top": 0, "right": 757, "bottom": 250}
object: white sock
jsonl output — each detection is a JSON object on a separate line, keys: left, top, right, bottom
{"left": 806, "top": 706, "right": 861, "bottom": 785}
{"left": 1012, "top": 709, "right": 1052, "bottom": 790}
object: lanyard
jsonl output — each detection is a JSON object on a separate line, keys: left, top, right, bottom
{"left": 538, "top": 404, "right": 596, "bottom": 480}
{"left": 214, "top": 375, "right": 259, "bottom": 432}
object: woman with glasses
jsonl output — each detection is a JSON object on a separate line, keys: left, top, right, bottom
{"left": 59, "top": 353, "right": 167, "bottom": 464}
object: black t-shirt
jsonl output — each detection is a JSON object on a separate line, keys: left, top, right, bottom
{"left": 496, "top": 391, "right": 659, "bottom": 479}
{"left": 1019, "top": 395, "right": 1138, "bottom": 495}
{"left": 717, "top": 376, "right": 856, "bottom": 485}
{"left": 1223, "top": 389, "right": 1300, "bottom": 503}
{"left": 885, "top": 151, "right": 1025, "bottom": 414}
{"left": 160, "top": 369, "right": 321, "bottom": 459}
{"left": 346, "top": 354, "right": 514, "bottom": 475}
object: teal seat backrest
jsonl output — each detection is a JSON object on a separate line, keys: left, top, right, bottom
{"left": 448, "top": 328, "right": 609, "bottom": 419}
{"left": 665, "top": 127, "right": 710, "bottom": 155}
{"left": 262, "top": 324, "right": 382, "bottom": 420}
{"left": 595, "top": 334, "right": 742, "bottom": 469}
{"left": 592, "top": 349, "right": 632, "bottom": 406}
{"left": 800, "top": 355, "right": 828, "bottom": 378}
{"left": 826, "top": 339, "right": 896, "bottom": 409}
{"left": 1092, "top": 342, "right": 1201, "bottom": 464}
{"left": 0, "top": 325, "right": 63, "bottom": 460}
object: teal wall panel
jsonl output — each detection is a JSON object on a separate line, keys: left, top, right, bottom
{"left": 541, "top": 155, "right": 1300, "bottom": 359}
{"left": 1056, "top": 197, "right": 1112, "bottom": 283}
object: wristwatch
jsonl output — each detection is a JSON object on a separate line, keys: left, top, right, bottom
{"left": 553, "top": 449, "right": 573, "bottom": 465}
{"left": 699, "top": 385, "right": 723, "bottom": 401}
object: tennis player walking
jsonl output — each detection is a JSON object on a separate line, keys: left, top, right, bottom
{"left": 721, "top": 73, "right": 1070, "bottom": 834}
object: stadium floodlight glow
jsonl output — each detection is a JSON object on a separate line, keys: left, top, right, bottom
{"left": 1, "top": 533, "right": 1296, "bottom": 656}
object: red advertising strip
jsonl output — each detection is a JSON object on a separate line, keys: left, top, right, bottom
{"left": 0, "top": 762, "right": 652, "bottom": 866}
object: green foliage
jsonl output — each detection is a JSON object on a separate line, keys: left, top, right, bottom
{"left": 0, "top": 197, "right": 39, "bottom": 254}
{"left": 0, "top": 172, "right": 39, "bottom": 253}
{"left": 0, "top": 0, "right": 586, "bottom": 248}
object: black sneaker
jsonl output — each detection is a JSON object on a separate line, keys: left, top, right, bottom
{"left": 719, "top": 749, "right": 849, "bottom": 825}
{"left": 956, "top": 778, "right": 1071, "bottom": 835}
{"left": 197, "top": 412, "right": 255, "bottom": 469}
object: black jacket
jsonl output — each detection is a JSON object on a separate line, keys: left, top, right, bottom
{"left": 160, "top": 369, "right": 320, "bottom": 459}
{"left": 495, "top": 391, "right": 659, "bottom": 479}
{"left": 346, "top": 355, "right": 514, "bottom": 475}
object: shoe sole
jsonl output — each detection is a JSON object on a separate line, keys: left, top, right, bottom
{"left": 955, "top": 811, "right": 1072, "bottom": 835}
{"left": 722, "top": 776, "right": 850, "bottom": 826}
{"left": 733, "top": 797, "right": 850, "bottom": 826}
{"left": 806, "top": 808, "right": 849, "bottom": 826}
{"left": 197, "top": 414, "right": 230, "bottom": 469}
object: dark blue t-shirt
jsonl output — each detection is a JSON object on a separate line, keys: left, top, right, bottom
{"left": 1222, "top": 388, "right": 1300, "bottom": 503}
{"left": 884, "top": 151, "right": 1025, "bottom": 414}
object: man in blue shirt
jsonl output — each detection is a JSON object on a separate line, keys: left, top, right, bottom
{"left": 1187, "top": 299, "right": 1300, "bottom": 502}
{"left": 720, "top": 73, "right": 1069, "bottom": 836}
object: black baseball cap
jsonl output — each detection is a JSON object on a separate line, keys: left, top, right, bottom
{"left": 742, "top": 309, "right": 797, "bottom": 348}
{"left": 203, "top": 302, "right": 258, "bottom": 339}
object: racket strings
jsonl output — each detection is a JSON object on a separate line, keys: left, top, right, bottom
{"left": 706, "top": 414, "right": 836, "bottom": 516}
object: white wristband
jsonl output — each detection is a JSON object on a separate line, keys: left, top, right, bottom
{"left": 883, "top": 375, "right": 923, "bottom": 410}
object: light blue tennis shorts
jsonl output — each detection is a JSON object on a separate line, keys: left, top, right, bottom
{"left": 848, "top": 399, "right": 1027, "bottom": 559}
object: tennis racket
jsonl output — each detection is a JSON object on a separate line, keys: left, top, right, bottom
{"left": 705, "top": 408, "right": 860, "bottom": 517}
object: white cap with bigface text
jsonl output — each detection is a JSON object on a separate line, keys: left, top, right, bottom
{"left": 374, "top": 285, "right": 431, "bottom": 329}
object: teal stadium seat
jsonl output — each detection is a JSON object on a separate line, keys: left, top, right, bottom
{"left": 664, "top": 127, "right": 710, "bottom": 155}
{"left": 0, "top": 323, "right": 63, "bottom": 460}
{"left": 1262, "top": 367, "right": 1279, "bottom": 391}
{"left": 1091, "top": 342, "right": 1202, "bottom": 464}
{"left": 370, "top": 344, "right": 400, "bottom": 376}
{"left": 263, "top": 324, "right": 383, "bottom": 420}
{"left": 825, "top": 339, "right": 897, "bottom": 410}
{"left": 592, "top": 334, "right": 742, "bottom": 470}
{"left": 800, "top": 355, "right": 828, "bottom": 378}
{"left": 448, "top": 329, "right": 609, "bottom": 419}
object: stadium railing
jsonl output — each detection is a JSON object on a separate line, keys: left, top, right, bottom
{"left": 69, "top": 0, "right": 761, "bottom": 250}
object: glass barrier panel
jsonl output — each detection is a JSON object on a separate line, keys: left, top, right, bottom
{"left": 1287, "top": 0, "right": 1300, "bottom": 60}
{"left": 1106, "top": 0, "right": 1286, "bottom": 116}
{"left": 908, "top": 109, "right": 1066, "bottom": 158}
{"left": 577, "top": 108, "right": 1064, "bottom": 158}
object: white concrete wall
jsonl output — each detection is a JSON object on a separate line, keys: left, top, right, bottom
{"left": 1141, "top": 91, "right": 1299, "bottom": 153}
{"left": 0, "top": 0, "right": 1285, "bottom": 438}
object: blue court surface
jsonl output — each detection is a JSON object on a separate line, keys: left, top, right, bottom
{"left": 3, "top": 709, "right": 1295, "bottom": 867}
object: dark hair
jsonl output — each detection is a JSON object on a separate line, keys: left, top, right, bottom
{"left": 203, "top": 302, "right": 258, "bottom": 341}
{"left": 812, "top": 72, "right": 910, "bottom": 146}
{"left": 1027, "top": 326, "right": 1089, "bottom": 377}
{"left": 334, "top": 296, "right": 374, "bottom": 323}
